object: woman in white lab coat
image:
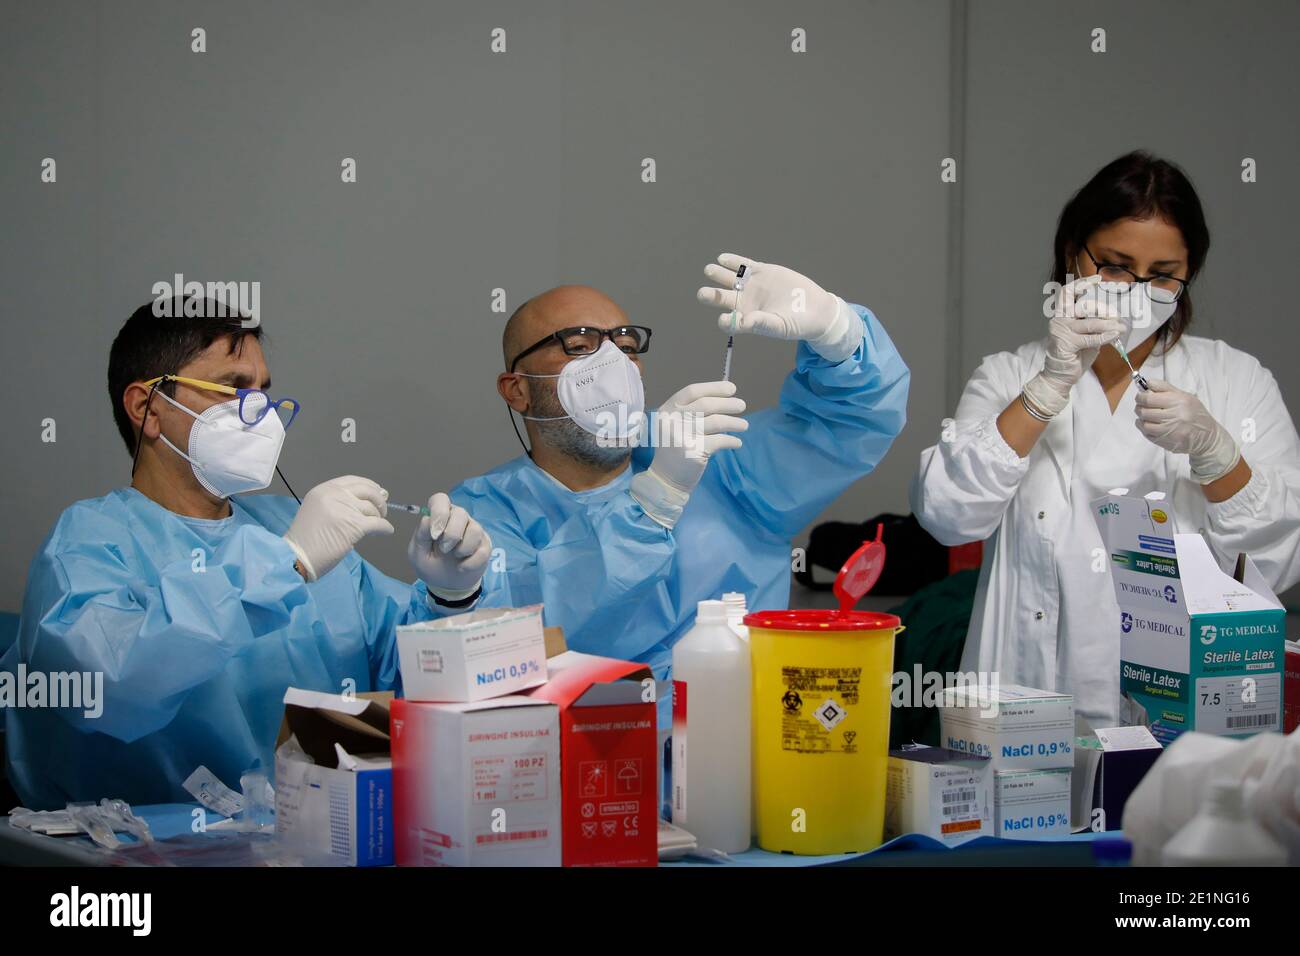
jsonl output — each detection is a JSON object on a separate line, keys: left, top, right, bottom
{"left": 911, "top": 151, "right": 1300, "bottom": 729}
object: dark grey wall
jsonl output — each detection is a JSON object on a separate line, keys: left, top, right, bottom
{"left": 960, "top": 0, "right": 1300, "bottom": 403}
{"left": 2, "top": 1, "right": 1296, "bottom": 611}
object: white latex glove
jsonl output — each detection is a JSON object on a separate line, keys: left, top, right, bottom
{"left": 1249, "top": 732, "right": 1300, "bottom": 864}
{"left": 696, "top": 253, "right": 863, "bottom": 362}
{"left": 1124, "top": 731, "right": 1298, "bottom": 866}
{"left": 1135, "top": 378, "right": 1241, "bottom": 483}
{"left": 629, "top": 381, "right": 749, "bottom": 528}
{"left": 407, "top": 492, "right": 492, "bottom": 602}
{"left": 284, "top": 476, "right": 394, "bottom": 582}
{"left": 1022, "top": 274, "right": 1127, "bottom": 419}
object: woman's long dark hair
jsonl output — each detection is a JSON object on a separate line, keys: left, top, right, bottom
{"left": 1051, "top": 151, "right": 1210, "bottom": 351}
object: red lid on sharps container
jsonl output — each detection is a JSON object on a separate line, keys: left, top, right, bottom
{"left": 743, "top": 524, "right": 899, "bottom": 631}
{"left": 741, "top": 608, "right": 901, "bottom": 632}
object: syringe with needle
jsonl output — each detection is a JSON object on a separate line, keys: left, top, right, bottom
{"left": 722, "top": 264, "right": 747, "bottom": 382}
{"left": 1111, "top": 338, "right": 1150, "bottom": 391}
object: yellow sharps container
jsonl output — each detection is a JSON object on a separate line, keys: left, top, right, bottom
{"left": 744, "top": 608, "right": 902, "bottom": 855}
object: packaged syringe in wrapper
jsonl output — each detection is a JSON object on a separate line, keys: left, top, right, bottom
{"left": 885, "top": 745, "right": 993, "bottom": 845}
{"left": 1092, "top": 489, "right": 1285, "bottom": 744}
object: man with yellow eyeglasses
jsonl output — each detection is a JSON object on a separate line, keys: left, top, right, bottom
{"left": 2, "top": 297, "right": 491, "bottom": 808}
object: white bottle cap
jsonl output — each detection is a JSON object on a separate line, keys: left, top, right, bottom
{"left": 696, "top": 599, "right": 728, "bottom": 624}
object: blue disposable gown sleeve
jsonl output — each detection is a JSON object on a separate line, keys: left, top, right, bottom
{"left": 709, "top": 304, "right": 910, "bottom": 538}
{"left": 19, "top": 520, "right": 429, "bottom": 743}
{"left": 348, "top": 558, "right": 439, "bottom": 691}
{"left": 470, "top": 493, "right": 677, "bottom": 656}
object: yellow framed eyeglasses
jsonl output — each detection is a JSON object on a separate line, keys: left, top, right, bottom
{"left": 141, "top": 374, "right": 301, "bottom": 429}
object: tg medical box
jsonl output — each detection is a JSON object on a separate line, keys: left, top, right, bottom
{"left": 1093, "top": 490, "right": 1285, "bottom": 744}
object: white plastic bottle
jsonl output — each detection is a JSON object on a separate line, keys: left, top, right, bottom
{"left": 1161, "top": 779, "right": 1286, "bottom": 867}
{"left": 721, "top": 592, "right": 749, "bottom": 641}
{"left": 672, "top": 600, "right": 752, "bottom": 853}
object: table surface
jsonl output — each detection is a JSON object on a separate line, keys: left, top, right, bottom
{"left": 0, "top": 803, "right": 1105, "bottom": 867}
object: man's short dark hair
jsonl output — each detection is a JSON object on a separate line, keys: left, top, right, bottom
{"left": 107, "top": 296, "right": 263, "bottom": 454}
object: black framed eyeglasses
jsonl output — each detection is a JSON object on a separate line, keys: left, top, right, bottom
{"left": 508, "top": 325, "right": 653, "bottom": 372}
{"left": 1081, "top": 246, "right": 1188, "bottom": 304}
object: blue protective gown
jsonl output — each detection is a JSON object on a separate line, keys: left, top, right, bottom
{"left": 2, "top": 488, "right": 438, "bottom": 809}
{"left": 452, "top": 304, "right": 909, "bottom": 724}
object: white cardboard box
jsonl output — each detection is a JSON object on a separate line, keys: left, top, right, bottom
{"left": 397, "top": 605, "right": 548, "bottom": 702}
{"left": 885, "top": 745, "right": 993, "bottom": 846}
{"left": 391, "top": 694, "right": 561, "bottom": 866}
{"left": 994, "top": 768, "right": 1071, "bottom": 838}
{"left": 940, "top": 684, "right": 1074, "bottom": 771}
{"left": 274, "top": 688, "right": 395, "bottom": 867}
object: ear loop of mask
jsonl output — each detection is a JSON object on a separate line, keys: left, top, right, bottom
{"left": 515, "top": 368, "right": 569, "bottom": 420}
{"left": 129, "top": 374, "right": 301, "bottom": 503}
{"left": 151, "top": 389, "right": 207, "bottom": 465}
{"left": 508, "top": 366, "right": 573, "bottom": 459}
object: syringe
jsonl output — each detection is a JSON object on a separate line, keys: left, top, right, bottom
{"left": 722, "top": 264, "right": 747, "bottom": 383}
{"left": 1111, "top": 339, "right": 1150, "bottom": 391}
{"left": 387, "top": 501, "right": 430, "bottom": 517}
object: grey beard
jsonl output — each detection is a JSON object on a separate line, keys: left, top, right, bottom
{"left": 528, "top": 381, "right": 632, "bottom": 468}
{"left": 539, "top": 417, "right": 634, "bottom": 469}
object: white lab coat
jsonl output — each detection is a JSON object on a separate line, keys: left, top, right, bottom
{"left": 911, "top": 334, "right": 1300, "bottom": 728}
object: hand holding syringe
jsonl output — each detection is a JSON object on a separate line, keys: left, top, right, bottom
{"left": 1069, "top": 272, "right": 1151, "bottom": 391}
{"left": 400, "top": 492, "right": 494, "bottom": 595}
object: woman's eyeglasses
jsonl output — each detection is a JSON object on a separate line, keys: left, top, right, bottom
{"left": 1081, "top": 246, "right": 1187, "bottom": 304}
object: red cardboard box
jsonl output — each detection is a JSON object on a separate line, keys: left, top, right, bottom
{"left": 523, "top": 650, "right": 659, "bottom": 867}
